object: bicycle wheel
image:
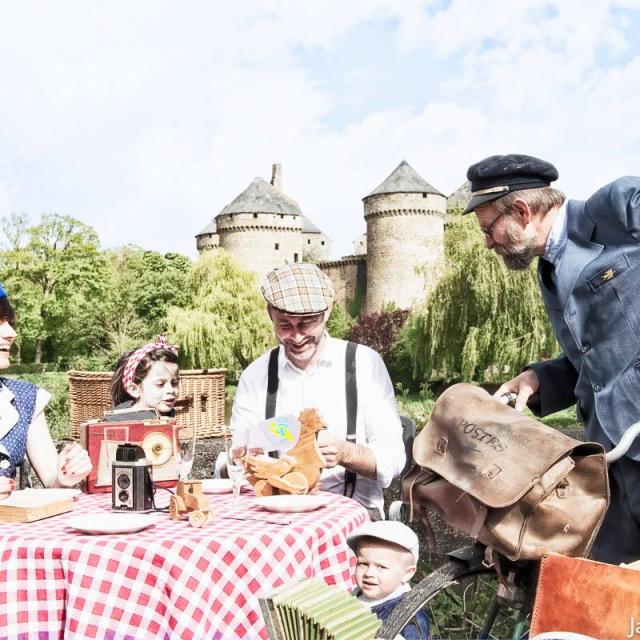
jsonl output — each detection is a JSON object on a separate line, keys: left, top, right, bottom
{"left": 376, "top": 559, "right": 528, "bottom": 640}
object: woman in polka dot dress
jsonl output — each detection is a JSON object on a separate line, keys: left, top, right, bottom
{"left": 0, "top": 283, "right": 92, "bottom": 499}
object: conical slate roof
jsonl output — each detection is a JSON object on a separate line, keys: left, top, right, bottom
{"left": 302, "top": 215, "right": 322, "bottom": 233}
{"left": 447, "top": 181, "right": 471, "bottom": 214}
{"left": 364, "top": 160, "right": 443, "bottom": 199}
{"left": 219, "top": 177, "right": 302, "bottom": 216}
{"left": 195, "top": 219, "right": 217, "bottom": 236}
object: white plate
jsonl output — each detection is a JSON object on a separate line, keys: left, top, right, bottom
{"left": 255, "top": 494, "right": 331, "bottom": 513}
{"left": 67, "top": 513, "right": 157, "bottom": 535}
{"left": 201, "top": 478, "right": 234, "bottom": 494}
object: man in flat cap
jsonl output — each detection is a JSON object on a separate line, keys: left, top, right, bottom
{"left": 230, "top": 263, "right": 406, "bottom": 519}
{"left": 465, "top": 153, "right": 640, "bottom": 564}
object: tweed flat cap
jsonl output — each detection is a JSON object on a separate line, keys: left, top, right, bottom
{"left": 261, "top": 263, "right": 335, "bottom": 314}
{"left": 464, "top": 154, "right": 559, "bottom": 214}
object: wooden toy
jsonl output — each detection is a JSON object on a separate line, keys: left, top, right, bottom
{"left": 169, "top": 479, "right": 214, "bottom": 527}
{"left": 245, "top": 408, "right": 326, "bottom": 496}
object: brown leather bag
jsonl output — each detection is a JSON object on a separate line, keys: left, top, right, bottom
{"left": 530, "top": 553, "right": 640, "bottom": 639}
{"left": 402, "top": 383, "right": 609, "bottom": 561}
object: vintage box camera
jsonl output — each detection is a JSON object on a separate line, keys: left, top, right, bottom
{"left": 112, "top": 443, "right": 154, "bottom": 512}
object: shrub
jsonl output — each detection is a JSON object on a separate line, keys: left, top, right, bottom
{"left": 13, "top": 372, "right": 70, "bottom": 440}
{"left": 347, "top": 310, "right": 411, "bottom": 389}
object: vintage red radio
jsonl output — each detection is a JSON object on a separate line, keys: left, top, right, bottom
{"left": 81, "top": 418, "right": 179, "bottom": 494}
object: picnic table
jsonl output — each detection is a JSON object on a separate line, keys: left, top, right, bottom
{"left": 0, "top": 489, "right": 366, "bottom": 639}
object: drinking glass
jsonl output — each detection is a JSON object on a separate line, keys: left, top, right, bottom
{"left": 227, "top": 460, "right": 245, "bottom": 499}
{"left": 174, "top": 425, "right": 196, "bottom": 480}
{"left": 223, "top": 425, "right": 244, "bottom": 499}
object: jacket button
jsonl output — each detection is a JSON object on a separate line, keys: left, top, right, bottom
{"left": 581, "top": 344, "right": 591, "bottom": 353}
{"left": 593, "top": 383, "right": 602, "bottom": 392}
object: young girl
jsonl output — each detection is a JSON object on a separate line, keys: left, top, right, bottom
{"left": 105, "top": 335, "right": 180, "bottom": 422}
{"left": 0, "top": 282, "right": 92, "bottom": 499}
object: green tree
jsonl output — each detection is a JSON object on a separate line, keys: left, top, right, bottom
{"left": 0, "top": 213, "right": 109, "bottom": 364}
{"left": 167, "top": 252, "right": 273, "bottom": 378}
{"left": 403, "top": 216, "right": 558, "bottom": 383}
{"left": 131, "top": 251, "right": 192, "bottom": 333}
{"left": 326, "top": 303, "right": 354, "bottom": 339}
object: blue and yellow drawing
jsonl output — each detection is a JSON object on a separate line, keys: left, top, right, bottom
{"left": 269, "top": 418, "right": 294, "bottom": 442}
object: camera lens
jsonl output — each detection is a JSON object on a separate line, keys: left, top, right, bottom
{"left": 117, "top": 474, "right": 130, "bottom": 489}
{"left": 119, "top": 490, "right": 129, "bottom": 503}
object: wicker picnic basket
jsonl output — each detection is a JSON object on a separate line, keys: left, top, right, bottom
{"left": 67, "top": 368, "right": 227, "bottom": 440}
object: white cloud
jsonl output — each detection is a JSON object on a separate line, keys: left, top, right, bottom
{"left": 0, "top": 1, "right": 638, "bottom": 259}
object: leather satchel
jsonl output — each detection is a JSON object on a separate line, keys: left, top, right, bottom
{"left": 402, "top": 383, "right": 609, "bottom": 561}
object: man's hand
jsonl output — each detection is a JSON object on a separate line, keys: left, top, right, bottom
{"left": 316, "top": 430, "right": 344, "bottom": 468}
{"left": 494, "top": 369, "right": 540, "bottom": 412}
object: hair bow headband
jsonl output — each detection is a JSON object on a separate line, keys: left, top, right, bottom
{"left": 122, "top": 335, "right": 179, "bottom": 395}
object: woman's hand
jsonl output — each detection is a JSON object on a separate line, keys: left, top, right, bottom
{"left": 0, "top": 476, "right": 15, "bottom": 500}
{"left": 56, "top": 443, "right": 92, "bottom": 487}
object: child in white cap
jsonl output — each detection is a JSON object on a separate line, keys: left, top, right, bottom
{"left": 347, "top": 520, "right": 430, "bottom": 639}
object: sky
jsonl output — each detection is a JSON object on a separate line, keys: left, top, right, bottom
{"left": 1, "top": 0, "right": 639, "bottom": 260}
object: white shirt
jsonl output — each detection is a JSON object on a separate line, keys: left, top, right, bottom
{"left": 231, "top": 335, "right": 406, "bottom": 511}
{"left": 543, "top": 201, "right": 568, "bottom": 267}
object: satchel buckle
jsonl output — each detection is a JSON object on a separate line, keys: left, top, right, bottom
{"left": 556, "top": 477, "right": 570, "bottom": 499}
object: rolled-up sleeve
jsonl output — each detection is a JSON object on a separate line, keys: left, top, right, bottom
{"left": 359, "top": 348, "right": 405, "bottom": 488}
{"left": 230, "top": 361, "right": 265, "bottom": 449}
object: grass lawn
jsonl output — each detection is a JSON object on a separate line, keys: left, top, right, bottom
{"left": 3, "top": 374, "right": 579, "bottom": 441}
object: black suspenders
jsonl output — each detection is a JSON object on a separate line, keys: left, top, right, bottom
{"left": 265, "top": 347, "right": 280, "bottom": 458}
{"left": 264, "top": 342, "right": 358, "bottom": 495}
{"left": 343, "top": 341, "right": 358, "bottom": 498}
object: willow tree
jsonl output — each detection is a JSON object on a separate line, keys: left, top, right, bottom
{"left": 166, "top": 252, "right": 273, "bottom": 377}
{"left": 404, "top": 215, "right": 558, "bottom": 383}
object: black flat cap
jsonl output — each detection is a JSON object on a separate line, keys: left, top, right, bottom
{"left": 463, "top": 154, "right": 559, "bottom": 214}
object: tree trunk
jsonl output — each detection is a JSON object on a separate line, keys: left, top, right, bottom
{"left": 35, "top": 339, "right": 42, "bottom": 364}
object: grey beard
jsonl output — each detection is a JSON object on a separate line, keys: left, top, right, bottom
{"left": 496, "top": 245, "right": 536, "bottom": 271}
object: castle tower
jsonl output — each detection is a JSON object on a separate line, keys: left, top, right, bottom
{"left": 363, "top": 160, "right": 445, "bottom": 313}
{"left": 195, "top": 219, "right": 219, "bottom": 253}
{"left": 215, "top": 165, "right": 304, "bottom": 283}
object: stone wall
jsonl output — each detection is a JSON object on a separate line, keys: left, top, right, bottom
{"left": 303, "top": 232, "right": 331, "bottom": 261}
{"left": 196, "top": 232, "right": 219, "bottom": 253}
{"left": 317, "top": 255, "right": 366, "bottom": 311}
{"left": 217, "top": 212, "right": 303, "bottom": 284}
{"left": 364, "top": 192, "right": 445, "bottom": 313}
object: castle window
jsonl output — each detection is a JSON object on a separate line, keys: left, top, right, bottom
{"left": 321, "top": 241, "right": 325, "bottom": 245}
{"left": 294, "top": 253, "right": 299, "bottom": 263}
{"left": 422, "top": 193, "right": 427, "bottom": 198}
{"left": 275, "top": 243, "right": 279, "bottom": 250}
{"left": 307, "top": 239, "right": 311, "bottom": 245}
{"left": 253, "top": 213, "right": 258, "bottom": 218}
{"left": 280, "top": 214, "right": 284, "bottom": 219}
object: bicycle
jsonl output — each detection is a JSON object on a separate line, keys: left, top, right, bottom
{"left": 377, "top": 414, "right": 640, "bottom": 640}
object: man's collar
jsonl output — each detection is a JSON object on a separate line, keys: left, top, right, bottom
{"left": 543, "top": 201, "right": 568, "bottom": 266}
{"left": 280, "top": 333, "right": 333, "bottom": 373}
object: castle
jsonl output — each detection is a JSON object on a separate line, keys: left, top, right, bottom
{"left": 196, "top": 162, "right": 459, "bottom": 314}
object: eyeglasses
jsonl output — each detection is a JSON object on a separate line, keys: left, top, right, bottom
{"left": 479, "top": 212, "right": 506, "bottom": 239}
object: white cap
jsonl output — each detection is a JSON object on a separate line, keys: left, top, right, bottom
{"left": 347, "top": 521, "right": 419, "bottom": 564}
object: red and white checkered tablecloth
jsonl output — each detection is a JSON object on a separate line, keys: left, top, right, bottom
{"left": 0, "top": 490, "right": 367, "bottom": 640}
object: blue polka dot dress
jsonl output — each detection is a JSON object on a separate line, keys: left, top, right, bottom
{"left": 0, "top": 378, "right": 36, "bottom": 479}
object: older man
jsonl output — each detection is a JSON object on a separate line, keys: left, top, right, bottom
{"left": 464, "top": 153, "right": 640, "bottom": 563}
{"left": 231, "top": 263, "right": 405, "bottom": 519}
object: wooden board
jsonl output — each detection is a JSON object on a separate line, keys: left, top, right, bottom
{"left": 0, "top": 490, "right": 75, "bottom": 523}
